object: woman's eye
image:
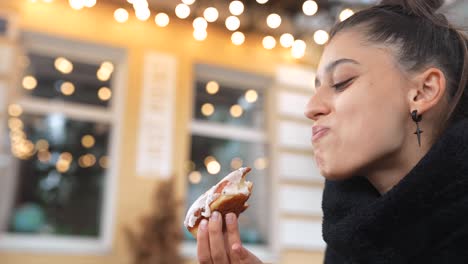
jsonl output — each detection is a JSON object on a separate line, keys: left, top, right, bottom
{"left": 332, "top": 77, "right": 355, "bottom": 91}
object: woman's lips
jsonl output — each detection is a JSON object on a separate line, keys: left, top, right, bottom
{"left": 312, "top": 127, "right": 330, "bottom": 143}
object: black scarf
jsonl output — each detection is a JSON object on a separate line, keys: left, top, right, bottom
{"left": 322, "top": 118, "right": 468, "bottom": 264}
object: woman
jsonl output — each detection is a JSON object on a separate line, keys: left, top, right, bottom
{"left": 196, "top": 0, "right": 468, "bottom": 263}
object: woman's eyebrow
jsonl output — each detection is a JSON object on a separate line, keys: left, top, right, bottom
{"left": 315, "top": 58, "right": 360, "bottom": 89}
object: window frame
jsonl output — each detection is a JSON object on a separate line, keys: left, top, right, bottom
{"left": 182, "top": 64, "right": 278, "bottom": 262}
{"left": 0, "top": 31, "right": 127, "bottom": 254}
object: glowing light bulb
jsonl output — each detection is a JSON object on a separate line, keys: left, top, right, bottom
{"left": 229, "top": 1, "right": 244, "bottom": 16}
{"left": 81, "top": 135, "right": 95, "bottom": 148}
{"left": 292, "top": 39, "right": 307, "bottom": 59}
{"left": 189, "top": 171, "right": 202, "bottom": 184}
{"left": 155, "top": 13, "right": 170, "bottom": 27}
{"left": 262, "top": 36, "right": 276, "bottom": 50}
{"left": 201, "top": 103, "right": 215, "bottom": 116}
{"left": 339, "top": 8, "right": 354, "bottom": 21}
{"left": 135, "top": 8, "right": 151, "bottom": 21}
{"left": 54, "top": 57, "right": 73, "bottom": 74}
{"left": 193, "top": 29, "right": 207, "bottom": 41}
{"left": 98, "top": 87, "right": 112, "bottom": 101}
{"left": 84, "top": 0, "right": 96, "bottom": 8}
{"left": 231, "top": 157, "right": 243, "bottom": 169}
{"left": 303, "top": 0, "right": 318, "bottom": 16}
{"left": 256, "top": 0, "right": 268, "bottom": 3}
{"left": 114, "top": 8, "right": 129, "bottom": 23}
{"left": 206, "top": 81, "right": 219, "bottom": 95}
{"left": 60, "top": 82, "right": 75, "bottom": 96}
{"left": 175, "top": 4, "right": 190, "bottom": 19}
{"left": 245, "top": 89, "right": 258, "bottom": 103}
{"left": 225, "top": 16, "right": 240, "bottom": 31}
{"left": 69, "top": 0, "right": 85, "bottom": 10}
{"left": 204, "top": 7, "right": 219, "bottom": 22}
{"left": 207, "top": 160, "right": 221, "bottom": 174}
{"left": 231, "top": 31, "right": 245, "bottom": 45}
{"left": 230, "top": 104, "right": 243, "bottom": 118}
{"left": 8, "top": 104, "right": 23, "bottom": 117}
{"left": 22, "top": 76, "right": 37, "bottom": 90}
{"left": 280, "top": 33, "right": 294, "bottom": 48}
{"left": 193, "top": 17, "right": 208, "bottom": 30}
{"left": 267, "top": 13, "right": 281, "bottom": 29}
{"left": 182, "top": 0, "right": 195, "bottom": 5}
{"left": 314, "top": 30, "right": 329, "bottom": 45}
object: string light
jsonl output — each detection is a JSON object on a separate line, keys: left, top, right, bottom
{"left": 280, "top": 33, "right": 294, "bottom": 48}
{"left": 175, "top": 4, "right": 190, "bottom": 19}
{"left": 98, "top": 87, "right": 112, "bottom": 101}
{"left": 292, "top": 39, "right": 307, "bottom": 59}
{"left": 254, "top": 157, "right": 268, "bottom": 170}
{"left": 54, "top": 57, "right": 73, "bottom": 74}
{"left": 22, "top": 76, "right": 38, "bottom": 90}
{"left": 201, "top": 103, "right": 215, "bottom": 116}
{"left": 99, "top": 156, "right": 109, "bottom": 168}
{"left": 81, "top": 134, "right": 96, "bottom": 148}
{"left": 135, "top": 8, "right": 151, "bottom": 21}
{"left": 245, "top": 89, "right": 258, "bottom": 103}
{"left": 188, "top": 171, "right": 202, "bottom": 184}
{"left": 69, "top": 0, "right": 85, "bottom": 10}
{"left": 266, "top": 13, "right": 281, "bottom": 29}
{"left": 229, "top": 1, "right": 245, "bottom": 16}
{"left": 256, "top": 0, "right": 268, "bottom": 3}
{"left": 231, "top": 31, "right": 245, "bottom": 46}
{"left": 193, "top": 17, "right": 208, "bottom": 30}
{"left": 206, "top": 160, "right": 221, "bottom": 174}
{"left": 155, "top": 13, "right": 170, "bottom": 27}
{"left": 230, "top": 104, "right": 243, "bottom": 118}
{"left": 314, "top": 30, "right": 329, "bottom": 45}
{"left": 225, "top": 16, "right": 240, "bottom": 31}
{"left": 339, "top": 8, "right": 354, "bottom": 21}
{"left": 303, "top": 0, "right": 318, "bottom": 16}
{"left": 204, "top": 156, "right": 216, "bottom": 166}
{"left": 60, "top": 81, "right": 75, "bottom": 96}
{"left": 206, "top": 81, "right": 219, "bottom": 95}
{"left": 193, "top": 29, "right": 208, "bottom": 41}
{"left": 204, "top": 7, "right": 219, "bottom": 23}
{"left": 35, "top": 139, "right": 49, "bottom": 151}
{"left": 84, "top": 0, "right": 96, "bottom": 8}
{"left": 114, "top": 8, "right": 129, "bottom": 23}
{"left": 182, "top": 0, "right": 195, "bottom": 5}
{"left": 262, "top": 36, "right": 276, "bottom": 50}
{"left": 8, "top": 104, "right": 23, "bottom": 117}
{"left": 231, "top": 157, "right": 243, "bottom": 169}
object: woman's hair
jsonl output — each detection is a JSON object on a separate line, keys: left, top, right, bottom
{"left": 330, "top": 0, "right": 468, "bottom": 131}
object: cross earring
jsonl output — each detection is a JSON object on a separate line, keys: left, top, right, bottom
{"left": 411, "top": 110, "right": 423, "bottom": 147}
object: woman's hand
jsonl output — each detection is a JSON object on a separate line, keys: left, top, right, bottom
{"left": 197, "top": 211, "right": 263, "bottom": 264}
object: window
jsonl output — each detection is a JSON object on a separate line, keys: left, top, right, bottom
{"left": 0, "top": 32, "right": 126, "bottom": 253}
{"left": 183, "top": 64, "right": 275, "bottom": 258}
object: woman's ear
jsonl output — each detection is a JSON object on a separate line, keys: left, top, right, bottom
{"left": 407, "top": 67, "right": 447, "bottom": 115}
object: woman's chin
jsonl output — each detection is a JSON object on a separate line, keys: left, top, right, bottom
{"left": 319, "top": 167, "right": 354, "bottom": 181}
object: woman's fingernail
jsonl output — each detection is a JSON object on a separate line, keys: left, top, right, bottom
{"left": 200, "top": 219, "right": 208, "bottom": 231}
{"left": 211, "top": 211, "right": 219, "bottom": 221}
{"left": 226, "top": 213, "right": 234, "bottom": 224}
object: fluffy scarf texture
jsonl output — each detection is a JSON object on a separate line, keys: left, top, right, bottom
{"left": 322, "top": 118, "right": 468, "bottom": 264}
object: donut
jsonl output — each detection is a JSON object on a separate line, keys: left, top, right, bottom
{"left": 184, "top": 167, "right": 253, "bottom": 238}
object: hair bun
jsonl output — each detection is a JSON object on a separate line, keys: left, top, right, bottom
{"left": 380, "top": 0, "right": 444, "bottom": 16}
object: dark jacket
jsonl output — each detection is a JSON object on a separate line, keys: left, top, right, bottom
{"left": 322, "top": 118, "right": 468, "bottom": 264}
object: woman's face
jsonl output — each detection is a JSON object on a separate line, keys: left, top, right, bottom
{"left": 305, "top": 30, "right": 413, "bottom": 180}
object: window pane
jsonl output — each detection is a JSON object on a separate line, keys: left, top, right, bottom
{"left": 185, "top": 135, "right": 270, "bottom": 245}
{"left": 6, "top": 112, "right": 110, "bottom": 237}
{"left": 193, "top": 80, "right": 265, "bottom": 130}
{"left": 21, "top": 53, "right": 113, "bottom": 107}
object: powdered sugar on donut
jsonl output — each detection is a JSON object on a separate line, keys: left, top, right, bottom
{"left": 184, "top": 167, "right": 251, "bottom": 228}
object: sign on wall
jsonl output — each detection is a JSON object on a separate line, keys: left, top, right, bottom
{"left": 136, "top": 52, "right": 177, "bottom": 179}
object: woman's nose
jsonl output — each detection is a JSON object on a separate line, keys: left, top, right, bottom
{"left": 304, "top": 91, "right": 330, "bottom": 121}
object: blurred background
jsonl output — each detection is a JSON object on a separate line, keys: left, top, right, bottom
{"left": 0, "top": 0, "right": 466, "bottom": 263}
